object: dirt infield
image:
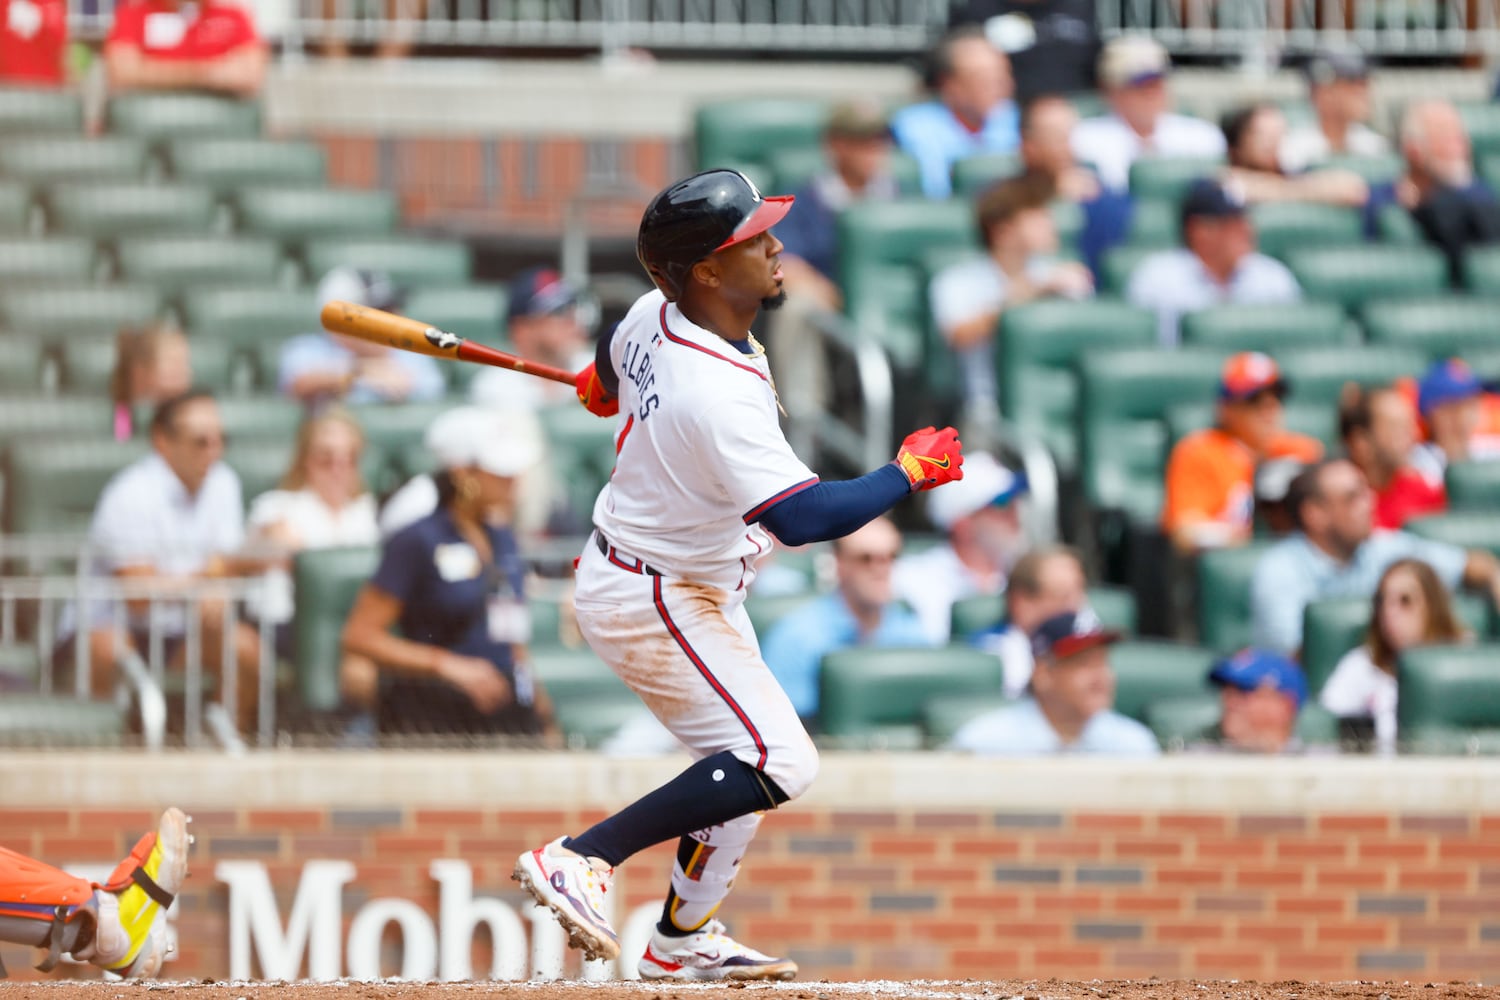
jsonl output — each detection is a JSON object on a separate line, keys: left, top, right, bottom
{"left": 1, "top": 981, "right": 1497, "bottom": 999}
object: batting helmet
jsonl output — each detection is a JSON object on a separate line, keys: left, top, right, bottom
{"left": 636, "top": 169, "right": 795, "bottom": 301}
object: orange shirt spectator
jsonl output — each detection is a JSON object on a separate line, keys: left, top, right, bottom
{"left": 0, "top": 0, "right": 67, "bottom": 84}
{"left": 1163, "top": 352, "right": 1323, "bottom": 551}
{"left": 104, "top": 0, "right": 266, "bottom": 96}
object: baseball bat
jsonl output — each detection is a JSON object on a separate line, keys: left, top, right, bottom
{"left": 320, "top": 299, "right": 576, "bottom": 386}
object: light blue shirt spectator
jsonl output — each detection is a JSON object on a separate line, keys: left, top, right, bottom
{"left": 760, "top": 591, "right": 929, "bottom": 719}
{"left": 1126, "top": 247, "right": 1301, "bottom": 347}
{"left": 278, "top": 333, "right": 445, "bottom": 407}
{"left": 890, "top": 100, "right": 1020, "bottom": 199}
{"left": 949, "top": 697, "right": 1161, "bottom": 757}
{"left": 1250, "top": 530, "right": 1467, "bottom": 656}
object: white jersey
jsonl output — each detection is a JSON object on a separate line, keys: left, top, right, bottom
{"left": 591, "top": 290, "right": 818, "bottom": 590}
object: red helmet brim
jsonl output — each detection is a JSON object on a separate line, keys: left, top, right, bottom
{"left": 714, "top": 195, "right": 795, "bottom": 252}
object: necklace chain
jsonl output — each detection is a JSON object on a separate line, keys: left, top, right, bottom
{"left": 745, "top": 333, "right": 788, "bottom": 417}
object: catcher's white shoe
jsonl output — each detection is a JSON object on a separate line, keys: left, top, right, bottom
{"left": 638, "top": 919, "right": 798, "bottom": 981}
{"left": 512, "top": 838, "right": 620, "bottom": 961}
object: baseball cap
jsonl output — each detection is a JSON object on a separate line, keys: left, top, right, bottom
{"left": 1220, "top": 351, "right": 1288, "bottom": 401}
{"left": 1180, "top": 179, "right": 1248, "bottom": 230}
{"left": 1209, "top": 648, "right": 1307, "bottom": 709}
{"left": 1030, "top": 609, "right": 1121, "bottom": 662}
{"left": 925, "top": 451, "right": 1028, "bottom": 531}
{"left": 508, "top": 267, "right": 581, "bottom": 319}
{"left": 1099, "top": 35, "right": 1170, "bottom": 90}
{"left": 316, "top": 266, "right": 404, "bottom": 312}
{"left": 424, "top": 406, "right": 542, "bottom": 478}
{"left": 825, "top": 99, "right": 891, "bottom": 140}
{"left": 1417, "top": 358, "right": 1486, "bottom": 415}
{"left": 1305, "top": 47, "right": 1371, "bottom": 87}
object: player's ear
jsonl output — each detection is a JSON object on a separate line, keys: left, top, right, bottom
{"left": 690, "top": 257, "right": 721, "bottom": 290}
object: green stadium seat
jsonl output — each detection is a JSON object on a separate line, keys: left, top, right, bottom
{"left": 215, "top": 396, "right": 303, "bottom": 443}
{"left": 0, "top": 180, "right": 32, "bottom": 234}
{"left": 1167, "top": 400, "right": 1337, "bottom": 452}
{"left": 1407, "top": 512, "right": 1500, "bottom": 558}
{"left": 5, "top": 438, "right": 149, "bottom": 534}
{"left": 1179, "top": 301, "right": 1348, "bottom": 352}
{"left": 105, "top": 93, "right": 262, "bottom": 140}
{"left": 1250, "top": 202, "right": 1364, "bottom": 261}
{"left": 837, "top": 198, "right": 975, "bottom": 371}
{"left": 1457, "top": 103, "right": 1500, "bottom": 157}
{"left": 1052, "top": 199, "right": 1084, "bottom": 250}
{"left": 60, "top": 333, "right": 241, "bottom": 395}
{"left": 0, "top": 284, "right": 165, "bottom": 337}
{"left": 1144, "top": 693, "right": 1222, "bottom": 748}
{"left": 1127, "top": 156, "right": 1222, "bottom": 202}
{"left": 0, "top": 396, "right": 112, "bottom": 443}
{"left": 0, "top": 644, "right": 40, "bottom": 687}
{"left": 347, "top": 401, "right": 454, "bottom": 463}
{"left": 1100, "top": 243, "right": 1162, "bottom": 294}
{"left": 1397, "top": 643, "right": 1500, "bottom": 753}
{"left": 949, "top": 593, "right": 1005, "bottom": 641}
{"left": 46, "top": 183, "right": 219, "bottom": 239}
{"left": 1360, "top": 296, "right": 1500, "bottom": 358}
{"left": 1109, "top": 640, "right": 1217, "bottom": 723}
{"left": 225, "top": 439, "right": 294, "bottom": 499}
{"left": 1302, "top": 597, "right": 1372, "bottom": 695}
{"left": 166, "top": 138, "right": 327, "bottom": 191}
{"left": 0, "top": 695, "right": 126, "bottom": 748}
{"left": 403, "top": 285, "right": 507, "bottom": 346}
{"left": 917, "top": 245, "right": 988, "bottom": 405}
{"left": 766, "top": 147, "right": 922, "bottom": 197}
{"left": 1196, "top": 542, "right": 1273, "bottom": 654}
{"left": 0, "top": 237, "right": 98, "bottom": 284}
{"left": 1461, "top": 246, "right": 1500, "bottom": 293}
{"left": 527, "top": 597, "right": 565, "bottom": 649}
{"left": 1276, "top": 346, "right": 1428, "bottom": 406}
{"left": 1323, "top": 153, "right": 1403, "bottom": 185}
{"left": 292, "top": 546, "right": 379, "bottom": 712}
{"left": 1481, "top": 153, "right": 1500, "bottom": 195}
{"left": 1090, "top": 585, "right": 1139, "bottom": 633}
{"left": 819, "top": 645, "right": 1003, "bottom": 746}
{"left": 115, "top": 236, "right": 288, "bottom": 294}
{"left": 0, "top": 88, "right": 83, "bottom": 133}
{"left": 949, "top": 152, "right": 1021, "bottom": 198}
{"left": 694, "top": 99, "right": 826, "bottom": 173}
{"left": 998, "top": 299, "right": 1157, "bottom": 471}
{"left": 1077, "top": 348, "right": 1228, "bottom": 521}
{"left": 1445, "top": 460, "right": 1500, "bottom": 511}
{"left": 745, "top": 593, "right": 817, "bottom": 637}
{"left": 0, "top": 135, "right": 152, "bottom": 183}
{"left": 538, "top": 403, "right": 619, "bottom": 520}
{"left": 178, "top": 286, "right": 320, "bottom": 347}
{"left": 1374, "top": 202, "right": 1423, "bottom": 244}
{"left": 1126, "top": 198, "right": 1179, "bottom": 247}
{"left": 0, "top": 335, "right": 52, "bottom": 393}
{"left": 235, "top": 188, "right": 399, "bottom": 243}
{"left": 922, "top": 691, "right": 1012, "bottom": 746}
{"left": 531, "top": 648, "right": 642, "bottom": 749}
{"left": 1285, "top": 245, "right": 1449, "bottom": 310}
{"left": 303, "top": 238, "right": 472, "bottom": 287}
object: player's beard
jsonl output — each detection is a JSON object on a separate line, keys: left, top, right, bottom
{"left": 760, "top": 289, "right": 788, "bottom": 311}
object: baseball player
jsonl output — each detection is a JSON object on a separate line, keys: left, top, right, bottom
{"left": 514, "top": 169, "right": 965, "bottom": 981}
{"left": 0, "top": 807, "right": 189, "bottom": 979}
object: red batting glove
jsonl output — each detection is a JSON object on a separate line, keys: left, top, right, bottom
{"left": 574, "top": 362, "right": 619, "bottom": 418}
{"left": 894, "top": 425, "right": 964, "bottom": 492}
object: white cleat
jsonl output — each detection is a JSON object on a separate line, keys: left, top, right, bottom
{"left": 512, "top": 837, "right": 620, "bottom": 962}
{"left": 638, "top": 919, "right": 798, "bottom": 981}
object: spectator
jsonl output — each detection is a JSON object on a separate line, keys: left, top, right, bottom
{"left": 893, "top": 452, "right": 1029, "bottom": 643}
{"left": 66, "top": 390, "right": 264, "bottom": 733}
{"left": 1249, "top": 458, "right": 1500, "bottom": 656}
{"left": 1338, "top": 382, "right": 1445, "bottom": 530}
{"left": 929, "top": 171, "right": 1093, "bottom": 431}
{"left": 759, "top": 517, "right": 929, "bottom": 726}
{"left": 1253, "top": 456, "right": 1307, "bottom": 538}
{"left": 949, "top": 610, "right": 1159, "bottom": 756}
{"left": 948, "top": 0, "right": 1101, "bottom": 102}
{"left": 244, "top": 409, "right": 380, "bottom": 659}
{"left": 1018, "top": 95, "right": 1133, "bottom": 275}
{"left": 1320, "top": 558, "right": 1470, "bottom": 754}
{"left": 471, "top": 268, "right": 594, "bottom": 412}
{"left": 1280, "top": 47, "right": 1389, "bottom": 173}
{"left": 280, "top": 268, "right": 445, "bottom": 409}
{"left": 1071, "top": 35, "right": 1225, "bottom": 192}
{"left": 0, "top": 0, "right": 66, "bottom": 84}
{"left": 766, "top": 100, "right": 901, "bottom": 412}
{"left": 110, "top": 324, "right": 192, "bottom": 441}
{"left": 973, "top": 543, "right": 1088, "bottom": 697}
{"left": 1127, "top": 179, "right": 1301, "bottom": 346}
{"left": 1367, "top": 99, "right": 1500, "bottom": 282}
{"left": 1162, "top": 352, "right": 1323, "bottom": 553}
{"left": 1221, "top": 102, "right": 1368, "bottom": 207}
{"left": 890, "top": 26, "right": 1020, "bottom": 199}
{"left": 104, "top": 0, "right": 267, "bottom": 96}
{"left": 342, "top": 410, "right": 559, "bottom": 740}
{"left": 1205, "top": 648, "right": 1308, "bottom": 754}
{"left": 1410, "top": 358, "right": 1500, "bottom": 488}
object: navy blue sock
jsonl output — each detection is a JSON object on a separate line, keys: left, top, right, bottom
{"left": 563, "top": 751, "right": 785, "bottom": 867}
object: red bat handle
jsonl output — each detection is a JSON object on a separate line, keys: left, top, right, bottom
{"left": 455, "top": 341, "right": 578, "bottom": 386}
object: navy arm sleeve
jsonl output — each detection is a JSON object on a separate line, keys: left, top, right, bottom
{"left": 594, "top": 322, "right": 621, "bottom": 395}
{"left": 755, "top": 463, "right": 910, "bottom": 546}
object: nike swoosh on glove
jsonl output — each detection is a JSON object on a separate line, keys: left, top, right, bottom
{"left": 894, "top": 425, "right": 964, "bottom": 492}
{"left": 575, "top": 362, "right": 619, "bottom": 418}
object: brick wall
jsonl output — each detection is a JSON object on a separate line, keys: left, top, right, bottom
{"left": 4, "top": 804, "right": 1499, "bottom": 982}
